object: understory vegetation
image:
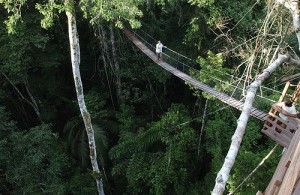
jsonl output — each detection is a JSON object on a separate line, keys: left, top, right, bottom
{"left": 0, "top": 0, "right": 298, "bottom": 194}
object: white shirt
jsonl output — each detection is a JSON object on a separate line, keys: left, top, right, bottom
{"left": 279, "top": 104, "right": 297, "bottom": 121}
{"left": 156, "top": 43, "right": 164, "bottom": 53}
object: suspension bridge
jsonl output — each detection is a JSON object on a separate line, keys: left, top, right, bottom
{"left": 122, "top": 27, "right": 270, "bottom": 121}
{"left": 122, "top": 27, "right": 300, "bottom": 194}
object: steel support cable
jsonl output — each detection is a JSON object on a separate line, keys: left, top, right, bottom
{"left": 228, "top": 0, "right": 260, "bottom": 32}
{"left": 134, "top": 32, "right": 156, "bottom": 49}
{"left": 203, "top": 73, "right": 277, "bottom": 103}
{"left": 138, "top": 27, "right": 198, "bottom": 62}
{"left": 136, "top": 29, "right": 198, "bottom": 65}
{"left": 179, "top": 104, "right": 233, "bottom": 126}
{"left": 137, "top": 28, "right": 157, "bottom": 42}
{"left": 136, "top": 29, "right": 258, "bottom": 88}
{"left": 134, "top": 31, "right": 198, "bottom": 68}
{"left": 202, "top": 67, "right": 283, "bottom": 96}
{"left": 228, "top": 144, "right": 279, "bottom": 195}
{"left": 134, "top": 29, "right": 284, "bottom": 96}
{"left": 164, "top": 55, "right": 197, "bottom": 72}
{"left": 169, "top": 59, "right": 275, "bottom": 104}
{"left": 125, "top": 29, "right": 268, "bottom": 120}
{"left": 161, "top": 49, "right": 275, "bottom": 102}
{"left": 133, "top": 30, "right": 282, "bottom": 101}
{"left": 165, "top": 47, "right": 196, "bottom": 63}
{"left": 166, "top": 49, "right": 283, "bottom": 97}
{"left": 134, "top": 34, "right": 196, "bottom": 72}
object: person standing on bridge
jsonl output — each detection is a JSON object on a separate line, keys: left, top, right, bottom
{"left": 156, "top": 40, "right": 167, "bottom": 61}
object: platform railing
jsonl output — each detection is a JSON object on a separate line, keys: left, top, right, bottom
{"left": 261, "top": 107, "right": 299, "bottom": 148}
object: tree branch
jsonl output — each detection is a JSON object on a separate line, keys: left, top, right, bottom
{"left": 277, "top": 0, "right": 300, "bottom": 50}
{"left": 0, "top": 71, "right": 42, "bottom": 123}
{"left": 212, "top": 53, "right": 296, "bottom": 195}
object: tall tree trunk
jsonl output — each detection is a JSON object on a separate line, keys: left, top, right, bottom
{"left": 277, "top": 0, "right": 300, "bottom": 50}
{"left": 65, "top": 0, "right": 104, "bottom": 194}
{"left": 212, "top": 54, "right": 300, "bottom": 195}
{"left": 109, "top": 23, "right": 122, "bottom": 105}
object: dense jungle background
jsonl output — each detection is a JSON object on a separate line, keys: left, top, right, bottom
{"left": 0, "top": 0, "right": 298, "bottom": 194}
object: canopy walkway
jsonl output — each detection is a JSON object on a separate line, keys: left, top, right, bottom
{"left": 122, "top": 27, "right": 300, "bottom": 195}
{"left": 122, "top": 28, "right": 268, "bottom": 121}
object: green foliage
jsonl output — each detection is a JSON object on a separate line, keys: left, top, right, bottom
{"left": 0, "top": 123, "right": 69, "bottom": 194}
{"left": 204, "top": 107, "right": 236, "bottom": 160}
{"left": 0, "top": 106, "right": 17, "bottom": 193}
{"left": 64, "top": 117, "right": 109, "bottom": 170}
{"left": 67, "top": 172, "right": 98, "bottom": 194}
{"left": 225, "top": 117, "right": 279, "bottom": 194}
{"left": 184, "top": 16, "right": 210, "bottom": 50}
{"left": 64, "top": 90, "right": 115, "bottom": 169}
{"left": 110, "top": 104, "right": 198, "bottom": 194}
{"left": 0, "top": 106, "right": 17, "bottom": 139}
{"left": 0, "top": 11, "right": 60, "bottom": 84}
{"left": 2, "top": 0, "right": 64, "bottom": 31}
{"left": 84, "top": 90, "right": 109, "bottom": 119}
{"left": 181, "top": 1, "right": 220, "bottom": 51}
{"left": 0, "top": 0, "right": 285, "bottom": 194}
{"left": 188, "top": 0, "right": 221, "bottom": 25}
{"left": 187, "top": 0, "right": 265, "bottom": 34}
{"left": 220, "top": 1, "right": 266, "bottom": 35}
{"left": 35, "top": 2, "right": 64, "bottom": 29}
{"left": 118, "top": 56, "right": 169, "bottom": 116}
{"left": 117, "top": 103, "right": 139, "bottom": 134}
{"left": 0, "top": 0, "right": 27, "bottom": 33}
{"left": 145, "top": 64, "right": 171, "bottom": 86}
{"left": 189, "top": 50, "right": 233, "bottom": 98}
{"left": 228, "top": 146, "right": 280, "bottom": 194}
{"left": 80, "top": 0, "right": 143, "bottom": 28}
{"left": 192, "top": 102, "right": 239, "bottom": 194}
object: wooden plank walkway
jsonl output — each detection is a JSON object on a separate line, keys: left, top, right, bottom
{"left": 122, "top": 28, "right": 268, "bottom": 121}
{"left": 264, "top": 129, "right": 300, "bottom": 194}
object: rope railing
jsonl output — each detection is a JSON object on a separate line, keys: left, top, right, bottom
{"left": 123, "top": 28, "right": 269, "bottom": 120}
{"left": 135, "top": 29, "right": 198, "bottom": 68}
{"left": 131, "top": 28, "right": 286, "bottom": 103}
{"left": 134, "top": 30, "right": 197, "bottom": 73}
{"left": 137, "top": 28, "right": 200, "bottom": 62}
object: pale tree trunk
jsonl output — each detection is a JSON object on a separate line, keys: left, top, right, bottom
{"left": 65, "top": 0, "right": 104, "bottom": 194}
{"left": 212, "top": 54, "right": 300, "bottom": 195}
{"left": 276, "top": 0, "right": 300, "bottom": 50}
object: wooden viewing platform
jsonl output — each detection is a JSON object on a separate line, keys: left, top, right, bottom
{"left": 263, "top": 129, "right": 300, "bottom": 194}
{"left": 261, "top": 81, "right": 300, "bottom": 194}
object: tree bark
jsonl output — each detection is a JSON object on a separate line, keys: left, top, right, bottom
{"left": 212, "top": 54, "right": 300, "bottom": 195}
{"left": 65, "top": 1, "right": 104, "bottom": 194}
{"left": 109, "top": 23, "right": 122, "bottom": 105}
{"left": 277, "top": 0, "right": 300, "bottom": 50}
